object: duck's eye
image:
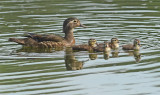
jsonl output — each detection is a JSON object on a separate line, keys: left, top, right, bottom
{"left": 73, "top": 20, "right": 77, "bottom": 23}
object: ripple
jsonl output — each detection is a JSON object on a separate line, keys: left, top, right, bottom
{"left": 0, "top": 0, "right": 160, "bottom": 95}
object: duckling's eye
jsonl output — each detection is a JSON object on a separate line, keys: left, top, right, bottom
{"left": 73, "top": 20, "right": 77, "bottom": 23}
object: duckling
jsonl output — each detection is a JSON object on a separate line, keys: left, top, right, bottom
{"left": 122, "top": 39, "right": 141, "bottom": 50}
{"left": 97, "top": 38, "right": 119, "bottom": 49}
{"left": 94, "top": 41, "right": 111, "bottom": 52}
{"left": 110, "top": 38, "right": 119, "bottom": 49}
{"left": 9, "top": 17, "right": 85, "bottom": 48}
{"left": 72, "top": 39, "right": 97, "bottom": 51}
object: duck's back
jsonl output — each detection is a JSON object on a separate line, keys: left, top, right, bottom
{"left": 122, "top": 44, "right": 134, "bottom": 50}
{"left": 25, "top": 33, "right": 64, "bottom": 42}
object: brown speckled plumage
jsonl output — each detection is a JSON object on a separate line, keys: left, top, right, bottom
{"left": 122, "top": 39, "right": 141, "bottom": 50}
{"left": 9, "top": 17, "right": 85, "bottom": 48}
{"left": 72, "top": 39, "right": 97, "bottom": 51}
{"left": 97, "top": 38, "right": 119, "bottom": 50}
{"left": 94, "top": 41, "right": 111, "bottom": 52}
{"left": 110, "top": 38, "right": 119, "bottom": 49}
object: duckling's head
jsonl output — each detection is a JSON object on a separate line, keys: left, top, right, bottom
{"left": 111, "top": 38, "right": 119, "bottom": 44}
{"left": 88, "top": 39, "right": 97, "bottom": 47}
{"left": 134, "top": 39, "right": 141, "bottom": 46}
{"left": 63, "top": 17, "right": 85, "bottom": 32}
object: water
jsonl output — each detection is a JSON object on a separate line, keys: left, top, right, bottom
{"left": 0, "top": 0, "right": 160, "bottom": 95}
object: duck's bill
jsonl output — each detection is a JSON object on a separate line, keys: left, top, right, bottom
{"left": 80, "top": 24, "right": 86, "bottom": 28}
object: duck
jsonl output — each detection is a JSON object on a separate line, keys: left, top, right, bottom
{"left": 97, "top": 38, "right": 119, "bottom": 49}
{"left": 72, "top": 38, "right": 97, "bottom": 51}
{"left": 9, "top": 17, "right": 86, "bottom": 48}
{"left": 94, "top": 41, "right": 111, "bottom": 52}
{"left": 122, "top": 39, "right": 141, "bottom": 50}
{"left": 110, "top": 38, "right": 119, "bottom": 49}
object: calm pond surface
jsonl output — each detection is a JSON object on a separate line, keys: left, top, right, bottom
{"left": 0, "top": 0, "right": 160, "bottom": 95}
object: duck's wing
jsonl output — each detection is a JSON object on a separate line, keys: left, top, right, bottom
{"left": 25, "top": 33, "right": 64, "bottom": 42}
{"left": 122, "top": 44, "right": 134, "bottom": 50}
{"left": 9, "top": 37, "right": 65, "bottom": 48}
{"left": 9, "top": 37, "right": 38, "bottom": 46}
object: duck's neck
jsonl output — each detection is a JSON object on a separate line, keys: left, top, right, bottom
{"left": 64, "top": 28, "right": 75, "bottom": 44}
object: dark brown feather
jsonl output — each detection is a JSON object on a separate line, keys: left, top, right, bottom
{"left": 72, "top": 44, "right": 93, "bottom": 51}
{"left": 25, "top": 33, "right": 64, "bottom": 42}
{"left": 122, "top": 44, "right": 134, "bottom": 50}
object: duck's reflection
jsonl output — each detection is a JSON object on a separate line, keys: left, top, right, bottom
{"left": 111, "top": 49, "right": 119, "bottom": 58}
{"left": 65, "top": 47, "right": 89, "bottom": 70}
{"left": 13, "top": 46, "right": 64, "bottom": 53}
{"left": 133, "top": 50, "right": 141, "bottom": 62}
{"left": 123, "top": 50, "right": 141, "bottom": 62}
{"left": 88, "top": 50, "right": 97, "bottom": 60}
{"left": 103, "top": 51, "right": 110, "bottom": 60}
{"left": 11, "top": 46, "right": 53, "bottom": 54}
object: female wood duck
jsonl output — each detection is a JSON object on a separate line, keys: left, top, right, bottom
{"left": 122, "top": 39, "right": 141, "bottom": 50}
{"left": 9, "top": 17, "right": 85, "bottom": 48}
{"left": 72, "top": 39, "right": 97, "bottom": 51}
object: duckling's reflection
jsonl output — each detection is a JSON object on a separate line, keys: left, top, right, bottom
{"left": 103, "top": 51, "right": 110, "bottom": 60}
{"left": 124, "top": 50, "right": 141, "bottom": 62}
{"left": 88, "top": 50, "right": 97, "bottom": 60}
{"left": 111, "top": 49, "right": 119, "bottom": 58}
{"left": 65, "top": 47, "right": 89, "bottom": 70}
{"left": 133, "top": 50, "right": 141, "bottom": 62}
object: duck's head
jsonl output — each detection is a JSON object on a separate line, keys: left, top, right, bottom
{"left": 88, "top": 39, "right": 97, "bottom": 47}
{"left": 134, "top": 39, "right": 141, "bottom": 46}
{"left": 63, "top": 17, "right": 85, "bottom": 32}
{"left": 111, "top": 38, "right": 119, "bottom": 44}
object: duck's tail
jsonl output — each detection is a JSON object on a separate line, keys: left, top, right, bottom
{"left": 9, "top": 37, "right": 38, "bottom": 46}
{"left": 9, "top": 38, "right": 25, "bottom": 45}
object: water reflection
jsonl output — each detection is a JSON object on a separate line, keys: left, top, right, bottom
{"left": 88, "top": 50, "right": 97, "bottom": 60}
{"left": 1, "top": 0, "right": 160, "bottom": 94}
{"left": 133, "top": 50, "right": 141, "bottom": 62}
{"left": 103, "top": 51, "right": 110, "bottom": 60}
{"left": 65, "top": 47, "right": 88, "bottom": 70}
{"left": 123, "top": 50, "right": 141, "bottom": 62}
{"left": 111, "top": 49, "right": 119, "bottom": 58}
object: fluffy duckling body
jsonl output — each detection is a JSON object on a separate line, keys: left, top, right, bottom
{"left": 9, "top": 17, "right": 85, "bottom": 48}
{"left": 97, "top": 38, "right": 119, "bottom": 49}
{"left": 94, "top": 41, "right": 111, "bottom": 52}
{"left": 122, "top": 39, "right": 141, "bottom": 50}
{"left": 72, "top": 39, "right": 97, "bottom": 51}
{"left": 110, "top": 38, "right": 119, "bottom": 49}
